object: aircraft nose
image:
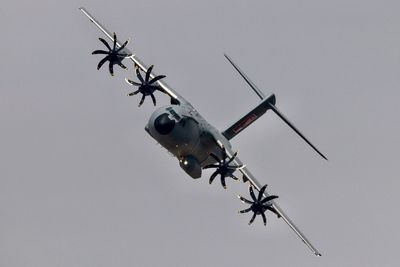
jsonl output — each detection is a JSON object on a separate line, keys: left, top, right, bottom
{"left": 154, "top": 113, "right": 175, "bottom": 135}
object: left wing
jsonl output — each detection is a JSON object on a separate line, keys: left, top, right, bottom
{"left": 79, "top": 7, "right": 189, "bottom": 106}
{"left": 214, "top": 139, "right": 322, "bottom": 256}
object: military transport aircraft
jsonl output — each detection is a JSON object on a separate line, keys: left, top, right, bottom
{"left": 79, "top": 7, "right": 327, "bottom": 256}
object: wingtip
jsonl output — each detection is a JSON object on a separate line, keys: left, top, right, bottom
{"left": 320, "top": 153, "right": 328, "bottom": 161}
{"left": 79, "top": 7, "right": 88, "bottom": 14}
{"left": 223, "top": 53, "right": 231, "bottom": 61}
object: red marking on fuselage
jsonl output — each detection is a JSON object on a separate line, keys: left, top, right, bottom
{"left": 233, "top": 114, "right": 257, "bottom": 134}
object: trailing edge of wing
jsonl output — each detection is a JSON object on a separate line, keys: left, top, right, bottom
{"left": 215, "top": 140, "right": 322, "bottom": 257}
{"left": 79, "top": 7, "right": 187, "bottom": 106}
{"left": 239, "top": 163, "right": 323, "bottom": 257}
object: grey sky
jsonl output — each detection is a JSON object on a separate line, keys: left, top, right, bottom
{"left": 1, "top": 0, "right": 399, "bottom": 266}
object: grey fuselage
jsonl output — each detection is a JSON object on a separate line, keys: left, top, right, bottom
{"left": 145, "top": 103, "right": 229, "bottom": 178}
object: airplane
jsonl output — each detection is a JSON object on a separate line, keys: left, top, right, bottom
{"left": 79, "top": 7, "right": 327, "bottom": 257}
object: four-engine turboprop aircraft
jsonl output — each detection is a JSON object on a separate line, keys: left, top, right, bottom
{"left": 79, "top": 7, "right": 327, "bottom": 256}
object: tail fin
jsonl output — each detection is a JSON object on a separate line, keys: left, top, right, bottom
{"left": 222, "top": 94, "right": 276, "bottom": 140}
{"left": 223, "top": 54, "right": 327, "bottom": 161}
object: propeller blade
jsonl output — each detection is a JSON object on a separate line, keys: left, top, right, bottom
{"left": 148, "top": 85, "right": 162, "bottom": 92}
{"left": 125, "top": 78, "right": 142, "bottom": 87}
{"left": 117, "top": 61, "right": 127, "bottom": 70}
{"left": 112, "top": 32, "right": 117, "bottom": 50}
{"left": 248, "top": 212, "right": 257, "bottom": 225}
{"left": 99, "top": 38, "right": 111, "bottom": 51}
{"left": 209, "top": 171, "right": 219, "bottom": 184}
{"left": 258, "top": 185, "right": 268, "bottom": 202}
{"left": 92, "top": 50, "right": 109, "bottom": 55}
{"left": 109, "top": 61, "right": 114, "bottom": 76}
{"left": 128, "top": 90, "right": 140, "bottom": 96}
{"left": 138, "top": 94, "right": 146, "bottom": 107}
{"left": 230, "top": 174, "right": 239, "bottom": 180}
{"left": 119, "top": 53, "right": 132, "bottom": 58}
{"left": 203, "top": 164, "right": 219, "bottom": 169}
{"left": 150, "top": 92, "right": 156, "bottom": 106}
{"left": 238, "top": 196, "right": 253, "bottom": 204}
{"left": 97, "top": 56, "right": 109, "bottom": 70}
{"left": 146, "top": 65, "right": 154, "bottom": 83}
{"left": 221, "top": 146, "right": 227, "bottom": 164}
{"left": 117, "top": 39, "right": 129, "bottom": 52}
{"left": 149, "top": 75, "right": 166, "bottom": 85}
{"left": 136, "top": 67, "right": 144, "bottom": 83}
{"left": 261, "top": 195, "right": 279, "bottom": 203}
{"left": 249, "top": 186, "right": 257, "bottom": 202}
{"left": 239, "top": 207, "right": 253, "bottom": 214}
{"left": 266, "top": 206, "right": 281, "bottom": 218}
{"left": 261, "top": 212, "right": 267, "bottom": 226}
{"left": 220, "top": 174, "right": 227, "bottom": 189}
{"left": 209, "top": 153, "right": 220, "bottom": 163}
{"left": 227, "top": 151, "right": 238, "bottom": 164}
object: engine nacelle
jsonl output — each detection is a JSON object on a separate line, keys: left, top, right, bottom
{"left": 179, "top": 155, "right": 202, "bottom": 178}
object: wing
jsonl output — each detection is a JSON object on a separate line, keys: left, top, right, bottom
{"left": 79, "top": 7, "right": 189, "bottom": 106}
{"left": 214, "top": 139, "right": 322, "bottom": 256}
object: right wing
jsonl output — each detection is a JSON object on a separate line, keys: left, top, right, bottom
{"left": 79, "top": 7, "right": 189, "bottom": 106}
{"left": 214, "top": 139, "right": 322, "bottom": 257}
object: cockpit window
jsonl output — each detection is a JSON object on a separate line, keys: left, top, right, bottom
{"left": 166, "top": 107, "right": 181, "bottom": 121}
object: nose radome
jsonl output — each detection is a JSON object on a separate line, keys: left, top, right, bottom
{"left": 154, "top": 113, "right": 175, "bottom": 135}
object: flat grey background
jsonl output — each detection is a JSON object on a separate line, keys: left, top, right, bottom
{"left": 1, "top": 0, "right": 399, "bottom": 266}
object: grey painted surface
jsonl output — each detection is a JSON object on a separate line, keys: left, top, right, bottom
{"left": 1, "top": 1, "right": 399, "bottom": 266}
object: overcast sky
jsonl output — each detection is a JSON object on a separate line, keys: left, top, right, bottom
{"left": 1, "top": 1, "right": 399, "bottom": 266}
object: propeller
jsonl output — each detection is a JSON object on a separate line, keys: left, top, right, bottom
{"left": 204, "top": 146, "right": 244, "bottom": 189}
{"left": 238, "top": 185, "right": 280, "bottom": 226}
{"left": 125, "top": 65, "right": 166, "bottom": 107}
{"left": 92, "top": 32, "right": 132, "bottom": 76}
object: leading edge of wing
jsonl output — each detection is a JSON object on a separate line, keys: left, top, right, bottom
{"left": 79, "top": 7, "right": 187, "bottom": 105}
{"left": 216, "top": 140, "right": 322, "bottom": 256}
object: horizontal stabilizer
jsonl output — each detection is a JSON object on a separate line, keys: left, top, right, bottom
{"left": 224, "top": 54, "right": 327, "bottom": 160}
{"left": 224, "top": 54, "right": 265, "bottom": 100}
{"left": 267, "top": 102, "right": 328, "bottom": 161}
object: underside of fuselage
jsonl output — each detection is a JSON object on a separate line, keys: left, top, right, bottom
{"left": 145, "top": 104, "right": 227, "bottom": 178}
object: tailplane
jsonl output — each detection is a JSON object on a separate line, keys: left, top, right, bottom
{"left": 223, "top": 54, "right": 327, "bottom": 160}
